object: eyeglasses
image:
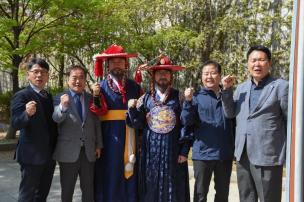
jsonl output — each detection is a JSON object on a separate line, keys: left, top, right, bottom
{"left": 28, "top": 70, "right": 49, "bottom": 76}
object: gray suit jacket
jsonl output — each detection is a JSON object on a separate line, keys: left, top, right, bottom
{"left": 52, "top": 90, "right": 102, "bottom": 163}
{"left": 222, "top": 76, "right": 288, "bottom": 166}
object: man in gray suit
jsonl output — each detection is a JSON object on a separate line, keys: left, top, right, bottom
{"left": 221, "top": 45, "right": 288, "bottom": 202}
{"left": 53, "top": 65, "right": 103, "bottom": 202}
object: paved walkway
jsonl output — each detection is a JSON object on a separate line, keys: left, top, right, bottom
{"left": 0, "top": 151, "right": 286, "bottom": 202}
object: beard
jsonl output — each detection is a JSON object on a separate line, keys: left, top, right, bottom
{"left": 109, "top": 68, "right": 126, "bottom": 80}
{"left": 155, "top": 78, "right": 170, "bottom": 92}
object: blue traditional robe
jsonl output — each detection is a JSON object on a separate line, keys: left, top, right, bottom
{"left": 127, "top": 88, "right": 190, "bottom": 202}
{"left": 94, "top": 78, "right": 141, "bottom": 202}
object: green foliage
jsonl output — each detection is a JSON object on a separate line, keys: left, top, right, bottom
{"left": 49, "top": 86, "right": 65, "bottom": 97}
{"left": 0, "top": 0, "right": 294, "bottom": 93}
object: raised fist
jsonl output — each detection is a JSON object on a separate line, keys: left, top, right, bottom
{"left": 184, "top": 87, "right": 194, "bottom": 101}
{"left": 128, "top": 99, "right": 137, "bottom": 108}
{"left": 222, "top": 75, "right": 236, "bottom": 90}
{"left": 91, "top": 83, "right": 100, "bottom": 96}
{"left": 25, "top": 101, "right": 37, "bottom": 117}
{"left": 60, "top": 94, "right": 70, "bottom": 108}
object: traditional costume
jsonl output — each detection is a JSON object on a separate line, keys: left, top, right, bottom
{"left": 90, "top": 44, "right": 141, "bottom": 202}
{"left": 127, "top": 56, "right": 191, "bottom": 202}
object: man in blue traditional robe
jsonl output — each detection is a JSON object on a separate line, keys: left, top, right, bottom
{"left": 90, "top": 44, "right": 142, "bottom": 202}
{"left": 126, "top": 56, "right": 191, "bottom": 202}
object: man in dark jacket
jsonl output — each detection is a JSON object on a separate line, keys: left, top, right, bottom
{"left": 181, "top": 60, "right": 234, "bottom": 202}
{"left": 11, "top": 58, "right": 58, "bottom": 202}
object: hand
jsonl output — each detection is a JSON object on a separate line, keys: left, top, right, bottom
{"left": 128, "top": 99, "right": 137, "bottom": 108}
{"left": 25, "top": 101, "right": 37, "bottom": 117}
{"left": 184, "top": 87, "right": 194, "bottom": 101}
{"left": 177, "top": 155, "right": 188, "bottom": 163}
{"left": 95, "top": 148, "right": 101, "bottom": 159}
{"left": 91, "top": 83, "right": 100, "bottom": 96}
{"left": 222, "top": 75, "right": 236, "bottom": 90}
{"left": 60, "top": 94, "right": 69, "bottom": 108}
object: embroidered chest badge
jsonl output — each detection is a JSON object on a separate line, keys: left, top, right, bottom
{"left": 147, "top": 105, "right": 176, "bottom": 134}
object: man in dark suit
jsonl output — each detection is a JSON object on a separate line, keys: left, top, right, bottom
{"left": 52, "top": 65, "right": 102, "bottom": 202}
{"left": 11, "top": 58, "right": 58, "bottom": 202}
{"left": 221, "top": 45, "right": 288, "bottom": 202}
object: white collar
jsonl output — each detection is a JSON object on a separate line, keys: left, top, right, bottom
{"left": 109, "top": 74, "right": 120, "bottom": 88}
{"left": 155, "top": 87, "right": 167, "bottom": 102}
{"left": 29, "top": 82, "right": 43, "bottom": 94}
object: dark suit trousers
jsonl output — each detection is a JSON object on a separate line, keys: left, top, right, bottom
{"left": 193, "top": 160, "right": 233, "bottom": 202}
{"left": 59, "top": 148, "right": 94, "bottom": 202}
{"left": 237, "top": 150, "right": 283, "bottom": 202}
{"left": 18, "top": 159, "right": 56, "bottom": 202}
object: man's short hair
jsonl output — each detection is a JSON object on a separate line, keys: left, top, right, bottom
{"left": 66, "top": 65, "right": 87, "bottom": 78}
{"left": 28, "top": 58, "right": 49, "bottom": 71}
{"left": 247, "top": 45, "right": 272, "bottom": 60}
{"left": 202, "top": 60, "right": 222, "bottom": 74}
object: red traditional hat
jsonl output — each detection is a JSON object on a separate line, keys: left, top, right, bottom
{"left": 148, "top": 56, "right": 185, "bottom": 71}
{"left": 134, "top": 55, "right": 185, "bottom": 84}
{"left": 94, "top": 44, "right": 138, "bottom": 77}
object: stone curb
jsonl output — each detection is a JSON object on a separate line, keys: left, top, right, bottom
{"left": 0, "top": 142, "right": 17, "bottom": 151}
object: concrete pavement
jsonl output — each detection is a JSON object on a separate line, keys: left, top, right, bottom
{"left": 0, "top": 151, "right": 285, "bottom": 202}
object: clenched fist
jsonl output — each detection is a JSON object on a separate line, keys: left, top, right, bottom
{"left": 222, "top": 75, "right": 236, "bottom": 90}
{"left": 184, "top": 87, "right": 194, "bottom": 101}
{"left": 128, "top": 99, "right": 137, "bottom": 108}
{"left": 91, "top": 83, "right": 100, "bottom": 96}
{"left": 25, "top": 101, "right": 37, "bottom": 117}
{"left": 60, "top": 94, "right": 70, "bottom": 108}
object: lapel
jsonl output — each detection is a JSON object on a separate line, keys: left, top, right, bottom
{"left": 26, "top": 85, "right": 47, "bottom": 124}
{"left": 248, "top": 77, "right": 275, "bottom": 115}
{"left": 83, "top": 92, "right": 89, "bottom": 122}
{"left": 243, "top": 80, "right": 251, "bottom": 116}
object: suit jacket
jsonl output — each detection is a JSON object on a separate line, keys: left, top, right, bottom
{"left": 52, "top": 90, "right": 102, "bottom": 163}
{"left": 222, "top": 76, "right": 288, "bottom": 166}
{"left": 11, "top": 85, "right": 58, "bottom": 165}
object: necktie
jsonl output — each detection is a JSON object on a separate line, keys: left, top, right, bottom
{"left": 75, "top": 94, "right": 83, "bottom": 122}
{"left": 40, "top": 89, "right": 48, "bottom": 97}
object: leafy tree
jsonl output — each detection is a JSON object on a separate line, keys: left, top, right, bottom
{"left": 0, "top": 0, "right": 79, "bottom": 139}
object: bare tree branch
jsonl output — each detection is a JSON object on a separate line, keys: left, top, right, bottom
{"left": 72, "top": 53, "right": 95, "bottom": 83}
{"left": 3, "top": 35, "right": 15, "bottom": 49}
{"left": 20, "top": 0, "right": 49, "bottom": 28}
{"left": 72, "top": 54, "right": 86, "bottom": 67}
{"left": 46, "top": 56, "right": 60, "bottom": 73}
{"left": 0, "top": 4, "right": 11, "bottom": 18}
{"left": 14, "top": 0, "right": 19, "bottom": 24}
{"left": 20, "top": 0, "right": 31, "bottom": 23}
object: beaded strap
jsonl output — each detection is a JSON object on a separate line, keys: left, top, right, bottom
{"left": 107, "top": 75, "right": 127, "bottom": 104}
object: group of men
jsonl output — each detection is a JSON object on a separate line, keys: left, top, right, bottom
{"left": 11, "top": 44, "right": 288, "bottom": 202}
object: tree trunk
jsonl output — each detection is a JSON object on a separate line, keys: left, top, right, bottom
{"left": 58, "top": 54, "right": 65, "bottom": 89}
{"left": 5, "top": 125, "right": 17, "bottom": 140}
{"left": 11, "top": 54, "right": 23, "bottom": 93}
{"left": 6, "top": 55, "right": 23, "bottom": 139}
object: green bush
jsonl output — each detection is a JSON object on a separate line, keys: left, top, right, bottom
{"left": 48, "top": 86, "right": 64, "bottom": 97}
